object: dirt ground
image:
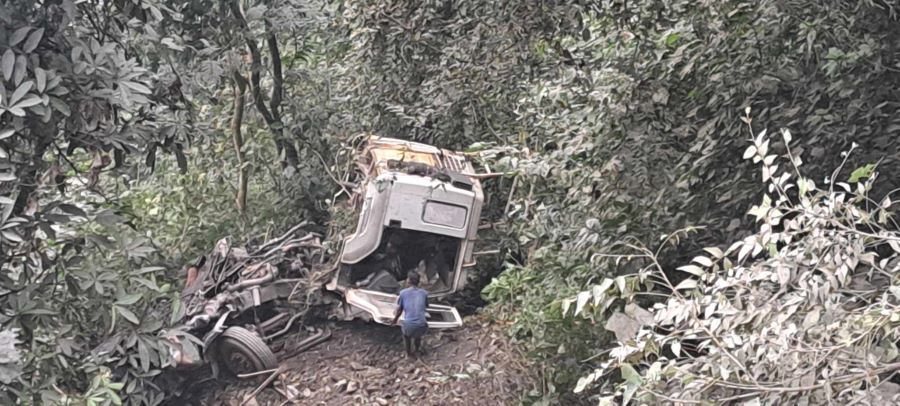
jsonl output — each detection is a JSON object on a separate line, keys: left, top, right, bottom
{"left": 196, "top": 316, "right": 535, "bottom": 405}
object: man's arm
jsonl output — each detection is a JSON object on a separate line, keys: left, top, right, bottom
{"left": 392, "top": 295, "right": 404, "bottom": 325}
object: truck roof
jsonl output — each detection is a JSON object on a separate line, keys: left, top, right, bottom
{"left": 364, "top": 136, "right": 479, "bottom": 184}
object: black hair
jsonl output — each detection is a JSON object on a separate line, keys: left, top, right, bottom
{"left": 407, "top": 272, "right": 420, "bottom": 286}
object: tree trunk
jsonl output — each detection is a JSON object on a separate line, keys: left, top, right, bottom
{"left": 12, "top": 119, "right": 56, "bottom": 216}
{"left": 265, "top": 32, "right": 299, "bottom": 168}
{"left": 228, "top": 0, "right": 299, "bottom": 169}
{"left": 232, "top": 72, "right": 249, "bottom": 214}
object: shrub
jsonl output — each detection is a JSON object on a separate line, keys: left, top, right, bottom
{"left": 567, "top": 116, "right": 900, "bottom": 404}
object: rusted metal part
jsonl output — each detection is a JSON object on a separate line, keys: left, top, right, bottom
{"left": 277, "top": 327, "right": 332, "bottom": 361}
{"left": 165, "top": 222, "right": 330, "bottom": 373}
{"left": 237, "top": 368, "right": 280, "bottom": 379}
{"left": 226, "top": 269, "right": 275, "bottom": 292}
{"left": 240, "top": 365, "right": 284, "bottom": 405}
{"left": 263, "top": 312, "right": 305, "bottom": 341}
{"left": 258, "top": 313, "right": 289, "bottom": 334}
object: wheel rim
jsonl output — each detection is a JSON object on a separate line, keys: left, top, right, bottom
{"left": 226, "top": 350, "right": 257, "bottom": 375}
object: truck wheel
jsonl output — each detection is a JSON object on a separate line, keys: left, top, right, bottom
{"left": 217, "top": 327, "right": 278, "bottom": 376}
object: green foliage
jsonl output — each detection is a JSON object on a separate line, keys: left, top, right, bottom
{"left": 2, "top": 0, "right": 898, "bottom": 403}
{"left": 0, "top": 1, "right": 334, "bottom": 404}
{"left": 569, "top": 125, "right": 900, "bottom": 404}
{"left": 114, "top": 129, "right": 314, "bottom": 262}
{"left": 466, "top": 0, "right": 900, "bottom": 397}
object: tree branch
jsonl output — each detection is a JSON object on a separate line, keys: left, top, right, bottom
{"left": 231, "top": 71, "right": 249, "bottom": 214}
{"left": 267, "top": 28, "right": 283, "bottom": 119}
{"left": 227, "top": 0, "right": 297, "bottom": 168}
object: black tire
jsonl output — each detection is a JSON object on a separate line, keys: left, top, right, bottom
{"left": 216, "top": 327, "right": 278, "bottom": 376}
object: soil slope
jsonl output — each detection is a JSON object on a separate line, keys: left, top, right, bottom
{"left": 200, "top": 316, "right": 534, "bottom": 405}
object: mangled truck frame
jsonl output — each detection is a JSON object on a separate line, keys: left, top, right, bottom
{"left": 326, "top": 136, "right": 484, "bottom": 328}
{"left": 166, "top": 136, "right": 484, "bottom": 376}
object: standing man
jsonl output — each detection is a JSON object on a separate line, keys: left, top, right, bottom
{"left": 392, "top": 272, "right": 428, "bottom": 357}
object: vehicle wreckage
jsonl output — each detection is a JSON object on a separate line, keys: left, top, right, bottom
{"left": 164, "top": 136, "right": 485, "bottom": 376}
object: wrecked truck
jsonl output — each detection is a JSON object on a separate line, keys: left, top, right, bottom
{"left": 165, "top": 136, "right": 484, "bottom": 376}
{"left": 326, "top": 136, "right": 484, "bottom": 329}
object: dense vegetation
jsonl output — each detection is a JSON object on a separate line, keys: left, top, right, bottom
{"left": 1, "top": 0, "right": 898, "bottom": 404}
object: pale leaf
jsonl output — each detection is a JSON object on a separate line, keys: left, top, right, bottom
{"left": 703, "top": 247, "right": 724, "bottom": 258}
{"left": 781, "top": 128, "right": 792, "bottom": 144}
{"left": 677, "top": 264, "right": 705, "bottom": 276}
{"left": 574, "top": 291, "right": 591, "bottom": 316}
{"left": 742, "top": 145, "right": 756, "bottom": 160}
{"left": 674, "top": 279, "right": 697, "bottom": 291}
{"left": 692, "top": 256, "right": 713, "bottom": 267}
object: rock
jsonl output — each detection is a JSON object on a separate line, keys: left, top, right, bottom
{"left": 375, "top": 397, "right": 389, "bottom": 405}
{"left": 604, "top": 311, "right": 642, "bottom": 342}
{"left": 346, "top": 381, "right": 358, "bottom": 394}
{"left": 335, "top": 379, "right": 348, "bottom": 392}
{"left": 301, "top": 388, "right": 312, "bottom": 398}
{"left": 625, "top": 303, "right": 654, "bottom": 325}
{"left": 350, "top": 361, "right": 367, "bottom": 371}
{"left": 360, "top": 367, "right": 387, "bottom": 378}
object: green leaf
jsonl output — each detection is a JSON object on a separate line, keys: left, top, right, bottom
{"left": 13, "top": 55, "right": 26, "bottom": 85}
{"left": 35, "top": 68, "right": 46, "bottom": 92}
{"left": 115, "top": 293, "right": 142, "bottom": 306}
{"left": 621, "top": 363, "right": 642, "bottom": 385}
{"left": 1, "top": 230, "right": 22, "bottom": 242}
{"left": 1, "top": 50, "right": 14, "bottom": 81}
{"left": 8, "top": 81, "right": 33, "bottom": 106}
{"left": 22, "top": 28, "right": 44, "bottom": 53}
{"left": 58, "top": 203, "right": 87, "bottom": 217}
{"left": 136, "top": 266, "right": 166, "bottom": 274}
{"left": 21, "top": 308, "right": 56, "bottom": 315}
{"left": 848, "top": 163, "right": 876, "bottom": 183}
{"left": 137, "top": 338, "right": 150, "bottom": 372}
{"left": 13, "top": 95, "right": 42, "bottom": 109}
{"left": 620, "top": 363, "right": 642, "bottom": 405}
{"left": 122, "top": 81, "right": 152, "bottom": 95}
{"left": 169, "top": 298, "right": 182, "bottom": 325}
{"left": 665, "top": 33, "right": 680, "bottom": 47}
{"left": 7, "top": 106, "right": 25, "bottom": 117}
{"left": 116, "top": 306, "right": 140, "bottom": 325}
{"left": 9, "top": 27, "right": 30, "bottom": 47}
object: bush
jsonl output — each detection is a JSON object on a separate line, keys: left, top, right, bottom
{"left": 567, "top": 117, "right": 900, "bottom": 404}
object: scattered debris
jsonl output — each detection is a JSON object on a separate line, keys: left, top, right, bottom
{"left": 162, "top": 222, "right": 335, "bottom": 383}
{"left": 198, "top": 317, "right": 536, "bottom": 405}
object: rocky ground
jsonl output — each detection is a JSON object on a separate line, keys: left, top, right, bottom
{"left": 194, "top": 315, "right": 535, "bottom": 405}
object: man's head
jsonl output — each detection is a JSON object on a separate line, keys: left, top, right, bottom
{"left": 407, "top": 271, "right": 420, "bottom": 287}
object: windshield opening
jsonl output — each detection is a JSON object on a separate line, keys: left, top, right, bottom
{"left": 342, "top": 227, "right": 460, "bottom": 295}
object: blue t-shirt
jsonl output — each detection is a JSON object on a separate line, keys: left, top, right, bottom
{"left": 397, "top": 287, "right": 428, "bottom": 327}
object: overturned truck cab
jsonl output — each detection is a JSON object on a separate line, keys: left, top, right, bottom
{"left": 326, "top": 136, "right": 484, "bottom": 329}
